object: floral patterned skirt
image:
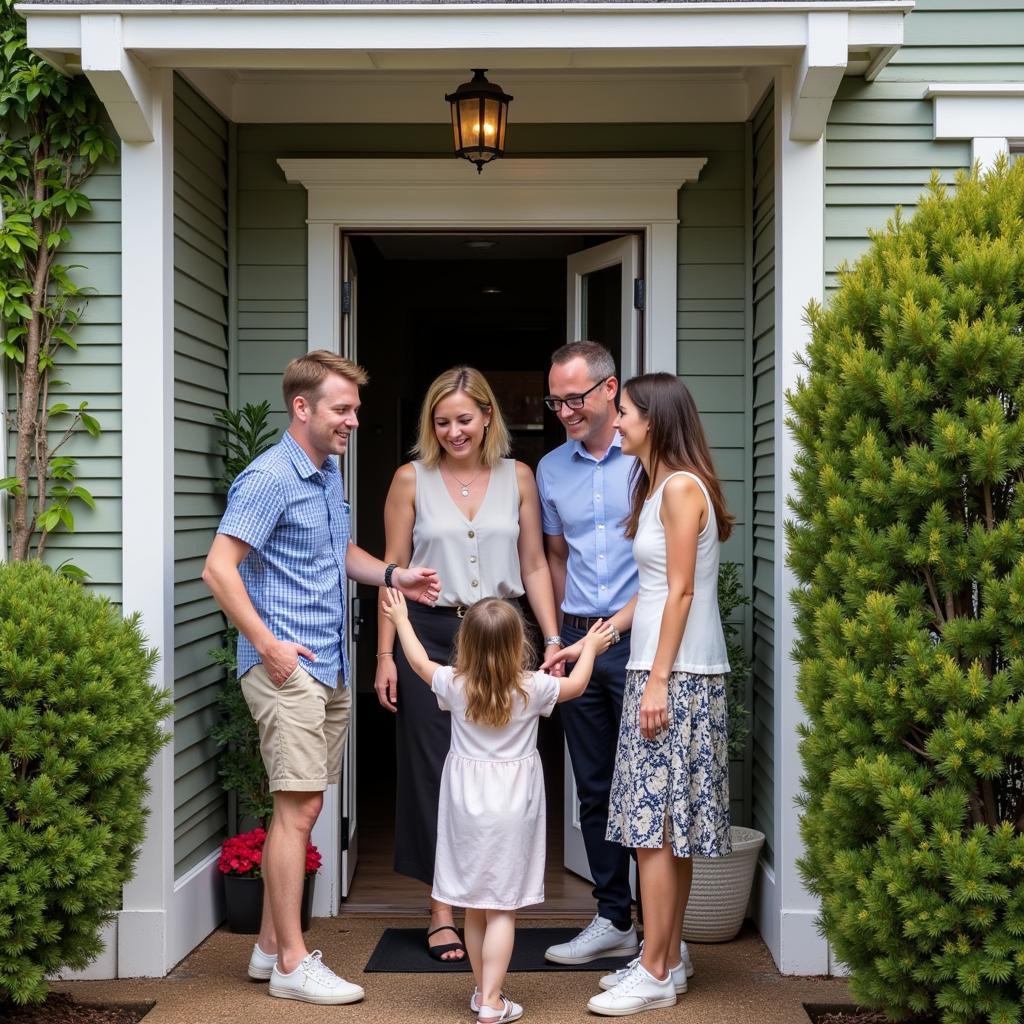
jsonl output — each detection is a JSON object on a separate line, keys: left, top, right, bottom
{"left": 606, "top": 669, "right": 732, "bottom": 859}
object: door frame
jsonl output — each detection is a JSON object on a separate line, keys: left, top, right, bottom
{"left": 283, "top": 156, "right": 706, "bottom": 916}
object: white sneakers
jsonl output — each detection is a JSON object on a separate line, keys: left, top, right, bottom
{"left": 475, "top": 995, "right": 524, "bottom": 1023}
{"left": 587, "top": 962, "right": 677, "bottom": 1017}
{"left": 544, "top": 915, "right": 639, "bottom": 965}
{"left": 598, "top": 940, "right": 693, "bottom": 993}
{"left": 247, "top": 942, "right": 277, "bottom": 981}
{"left": 268, "top": 949, "right": 365, "bottom": 1005}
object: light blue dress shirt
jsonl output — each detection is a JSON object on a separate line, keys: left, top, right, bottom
{"left": 536, "top": 434, "right": 638, "bottom": 618}
{"left": 217, "top": 430, "right": 351, "bottom": 689}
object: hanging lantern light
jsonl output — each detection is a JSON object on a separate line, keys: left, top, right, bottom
{"left": 445, "top": 69, "right": 513, "bottom": 174}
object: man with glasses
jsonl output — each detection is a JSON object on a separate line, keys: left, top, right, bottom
{"left": 536, "top": 341, "right": 640, "bottom": 964}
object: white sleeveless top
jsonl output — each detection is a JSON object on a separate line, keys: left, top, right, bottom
{"left": 411, "top": 459, "right": 525, "bottom": 608}
{"left": 626, "top": 470, "right": 730, "bottom": 675}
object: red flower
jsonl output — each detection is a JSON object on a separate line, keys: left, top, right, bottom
{"left": 218, "top": 827, "right": 321, "bottom": 878}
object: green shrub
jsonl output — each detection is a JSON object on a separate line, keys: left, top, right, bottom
{"left": 209, "top": 400, "right": 277, "bottom": 827}
{"left": 789, "top": 158, "right": 1024, "bottom": 1024}
{"left": 718, "top": 561, "right": 751, "bottom": 761}
{"left": 0, "top": 562, "right": 170, "bottom": 1005}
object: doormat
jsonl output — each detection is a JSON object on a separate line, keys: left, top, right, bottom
{"left": 365, "top": 927, "right": 630, "bottom": 974}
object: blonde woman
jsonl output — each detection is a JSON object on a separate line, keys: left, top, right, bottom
{"left": 374, "top": 366, "right": 562, "bottom": 963}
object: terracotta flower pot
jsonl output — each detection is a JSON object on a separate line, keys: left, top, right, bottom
{"left": 223, "top": 873, "right": 315, "bottom": 934}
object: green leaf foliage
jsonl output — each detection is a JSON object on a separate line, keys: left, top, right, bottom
{"left": 0, "top": 562, "right": 170, "bottom": 1006}
{"left": 718, "top": 561, "right": 751, "bottom": 760}
{"left": 789, "top": 158, "right": 1024, "bottom": 1023}
{"left": 1, "top": 0, "right": 113, "bottom": 563}
{"left": 209, "top": 401, "right": 279, "bottom": 826}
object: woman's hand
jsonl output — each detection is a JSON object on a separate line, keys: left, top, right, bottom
{"left": 639, "top": 676, "right": 669, "bottom": 740}
{"left": 393, "top": 566, "right": 441, "bottom": 606}
{"left": 582, "top": 619, "right": 615, "bottom": 656}
{"left": 541, "top": 637, "right": 584, "bottom": 671}
{"left": 374, "top": 655, "right": 398, "bottom": 712}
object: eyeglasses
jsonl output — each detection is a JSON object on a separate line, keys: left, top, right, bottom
{"left": 544, "top": 377, "right": 609, "bottom": 413}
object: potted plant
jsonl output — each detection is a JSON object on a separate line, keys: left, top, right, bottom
{"left": 218, "top": 827, "right": 322, "bottom": 934}
{"left": 681, "top": 561, "right": 765, "bottom": 943}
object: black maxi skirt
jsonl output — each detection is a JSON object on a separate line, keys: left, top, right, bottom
{"left": 393, "top": 602, "right": 461, "bottom": 887}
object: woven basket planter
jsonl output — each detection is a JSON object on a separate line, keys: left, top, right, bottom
{"left": 681, "top": 826, "right": 765, "bottom": 943}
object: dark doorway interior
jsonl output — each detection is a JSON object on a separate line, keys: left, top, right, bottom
{"left": 346, "top": 232, "right": 620, "bottom": 911}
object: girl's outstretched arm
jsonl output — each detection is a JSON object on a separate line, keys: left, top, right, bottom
{"left": 557, "top": 621, "right": 615, "bottom": 702}
{"left": 381, "top": 589, "right": 442, "bottom": 685}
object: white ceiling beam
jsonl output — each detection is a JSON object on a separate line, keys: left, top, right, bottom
{"left": 23, "top": 7, "right": 908, "bottom": 65}
{"left": 790, "top": 11, "right": 847, "bottom": 142}
{"left": 80, "top": 14, "right": 154, "bottom": 142}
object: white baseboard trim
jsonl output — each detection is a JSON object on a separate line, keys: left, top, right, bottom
{"left": 753, "top": 857, "right": 780, "bottom": 967}
{"left": 169, "top": 851, "right": 224, "bottom": 971}
{"left": 118, "top": 908, "right": 168, "bottom": 978}
{"left": 779, "top": 907, "right": 829, "bottom": 975}
{"left": 52, "top": 919, "right": 119, "bottom": 980}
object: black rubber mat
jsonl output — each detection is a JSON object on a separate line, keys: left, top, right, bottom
{"left": 364, "top": 927, "right": 632, "bottom": 974}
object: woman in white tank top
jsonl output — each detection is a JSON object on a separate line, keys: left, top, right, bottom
{"left": 556, "top": 373, "right": 735, "bottom": 1017}
{"left": 374, "top": 366, "right": 560, "bottom": 966}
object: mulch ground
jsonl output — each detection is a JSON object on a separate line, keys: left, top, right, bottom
{"left": 1, "top": 993, "right": 152, "bottom": 1023}
{"left": 811, "top": 1011, "right": 939, "bottom": 1024}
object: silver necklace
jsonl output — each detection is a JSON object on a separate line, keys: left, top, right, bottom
{"left": 445, "top": 464, "right": 484, "bottom": 497}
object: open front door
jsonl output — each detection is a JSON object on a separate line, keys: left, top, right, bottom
{"left": 340, "top": 236, "right": 359, "bottom": 896}
{"left": 562, "top": 234, "right": 640, "bottom": 882}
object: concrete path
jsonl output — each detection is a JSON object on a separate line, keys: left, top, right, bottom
{"left": 53, "top": 917, "right": 851, "bottom": 1024}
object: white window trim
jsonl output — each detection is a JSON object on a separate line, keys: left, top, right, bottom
{"left": 928, "top": 85, "right": 1024, "bottom": 169}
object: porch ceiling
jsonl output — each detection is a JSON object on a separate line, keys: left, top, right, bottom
{"left": 20, "top": 1, "right": 909, "bottom": 139}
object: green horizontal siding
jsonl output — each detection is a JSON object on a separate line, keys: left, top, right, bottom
{"left": 750, "top": 86, "right": 775, "bottom": 869}
{"left": 173, "top": 74, "right": 230, "bottom": 879}
{"left": 3, "top": 155, "right": 123, "bottom": 595}
{"left": 824, "top": 0, "right": 1023, "bottom": 291}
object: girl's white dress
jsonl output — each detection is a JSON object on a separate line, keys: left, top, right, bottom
{"left": 430, "top": 665, "right": 561, "bottom": 910}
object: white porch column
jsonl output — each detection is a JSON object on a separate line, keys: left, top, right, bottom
{"left": 768, "top": 65, "right": 830, "bottom": 976}
{"left": 118, "top": 67, "right": 176, "bottom": 978}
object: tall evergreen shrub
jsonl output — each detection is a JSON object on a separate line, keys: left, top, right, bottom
{"left": 789, "top": 159, "right": 1024, "bottom": 1024}
{"left": 0, "top": 562, "right": 170, "bottom": 1005}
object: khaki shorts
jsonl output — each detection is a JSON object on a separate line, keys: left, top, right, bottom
{"left": 240, "top": 663, "right": 352, "bottom": 792}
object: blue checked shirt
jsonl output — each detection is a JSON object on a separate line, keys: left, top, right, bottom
{"left": 217, "top": 430, "right": 351, "bottom": 689}
{"left": 536, "top": 434, "right": 638, "bottom": 618}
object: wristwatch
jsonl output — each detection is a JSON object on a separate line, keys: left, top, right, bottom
{"left": 383, "top": 562, "right": 398, "bottom": 588}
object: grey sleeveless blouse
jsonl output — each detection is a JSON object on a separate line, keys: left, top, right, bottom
{"left": 410, "top": 459, "right": 524, "bottom": 607}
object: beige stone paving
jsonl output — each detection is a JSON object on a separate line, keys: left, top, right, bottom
{"left": 51, "top": 917, "right": 851, "bottom": 1024}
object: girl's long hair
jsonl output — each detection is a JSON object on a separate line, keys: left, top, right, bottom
{"left": 453, "top": 599, "right": 532, "bottom": 728}
{"left": 621, "top": 373, "right": 734, "bottom": 542}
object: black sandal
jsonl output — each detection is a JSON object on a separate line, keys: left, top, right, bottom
{"left": 426, "top": 924, "right": 466, "bottom": 963}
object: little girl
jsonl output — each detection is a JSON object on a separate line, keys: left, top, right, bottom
{"left": 382, "top": 589, "right": 613, "bottom": 1024}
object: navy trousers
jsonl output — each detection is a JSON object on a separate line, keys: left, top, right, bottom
{"left": 559, "top": 624, "right": 633, "bottom": 927}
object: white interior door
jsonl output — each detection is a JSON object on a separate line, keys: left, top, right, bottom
{"left": 562, "top": 234, "right": 640, "bottom": 882}
{"left": 340, "top": 235, "right": 359, "bottom": 896}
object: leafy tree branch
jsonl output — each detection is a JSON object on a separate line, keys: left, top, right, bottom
{"left": 1, "top": 0, "right": 114, "bottom": 562}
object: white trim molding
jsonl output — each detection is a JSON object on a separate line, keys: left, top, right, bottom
{"left": 24, "top": 3, "right": 908, "bottom": 143}
{"left": 928, "top": 85, "right": 1024, "bottom": 170}
{"left": 765, "top": 64, "right": 829, "bottom": 976}
{"left": 118, "top": 66, "right": 176, "bottom": 978}
{"left": 279, "top": 156, "right": 704, "bottom": 379}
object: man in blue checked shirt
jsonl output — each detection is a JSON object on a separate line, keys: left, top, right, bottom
{"left": 537, "top": 342, "right": 642, "bottom": 967}
{"left": 204, "top": 350, "right": 439, "bottom": 1006}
